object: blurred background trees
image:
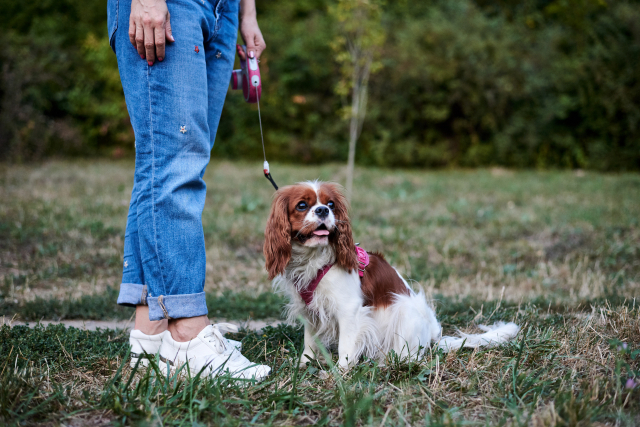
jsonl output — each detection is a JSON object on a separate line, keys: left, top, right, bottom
{"left": 330, "top": 0, "right": 385, "bottom": 199}
{"left": 1, "top": 0, "right": 639, "bottom": 170}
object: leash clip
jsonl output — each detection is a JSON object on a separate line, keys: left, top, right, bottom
{"left": 263, "top": 161, "right": 278, "bottom": 190}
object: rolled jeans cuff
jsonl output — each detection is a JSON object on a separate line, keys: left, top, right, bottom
{"left": 147, "top": 292, "right": 208, "bottom": 321}
{"left": 117, "top": 283, "right": 148, "bottom": 307}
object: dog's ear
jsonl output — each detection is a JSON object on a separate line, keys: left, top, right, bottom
{"left": 324, "top": 183, "right": 358, "bottom": 272}
{"left": 264, "top": 192, "right": 292, "bottom": 279}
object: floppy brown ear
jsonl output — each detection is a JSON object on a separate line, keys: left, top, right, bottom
{"left": 325, "top": 183, "right": 358, "bottom": 272}
{"left": 264, "top": 192, "right": 292, "bottom": 279}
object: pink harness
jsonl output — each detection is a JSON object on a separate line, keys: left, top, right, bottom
{"left": 298, "top": 246, "right": 370, "bottom": 306}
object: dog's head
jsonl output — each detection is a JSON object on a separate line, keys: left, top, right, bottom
{"left": 264, "top": 181, "right": 357, "bottom": 279}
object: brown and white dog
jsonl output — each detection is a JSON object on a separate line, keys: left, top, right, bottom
{"left": 264, "top": 181, "right": 519, "bottom": 369}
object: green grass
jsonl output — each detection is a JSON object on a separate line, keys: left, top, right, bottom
{"left": 0, "top": 288, "right": 285, "bottom": 321}
{"left": 2, "top": 305, "right": 639, "bottom": 426}
{"left": 1, "top": 160, "right": 639, "bottom": 424}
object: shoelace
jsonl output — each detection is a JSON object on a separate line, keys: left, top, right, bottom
{"left": 203, "top": 323, "right": 239, "bottom": 353}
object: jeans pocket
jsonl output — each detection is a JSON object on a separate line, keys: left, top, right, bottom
{"left": 107, "top": 0, "right": 119, "bottom": 53}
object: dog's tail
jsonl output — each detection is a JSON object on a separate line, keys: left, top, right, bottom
{"left": 436, "top": 322, "right": 520, "bottom": 352}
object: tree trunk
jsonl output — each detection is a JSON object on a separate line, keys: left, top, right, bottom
{"left": 345, "top": 53, "right": 372, "bottom": 203}
{"left": 346, "top": 81, "right": 360, "bottom": 202}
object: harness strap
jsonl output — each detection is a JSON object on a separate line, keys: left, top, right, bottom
{"left": 299, "top": 246, "right": 370, "bottom": 306}
{"left": 299, "top": 264, "right": 333, "bottom": 305}
{"left": 355, "top": 246, "right": 369, "bottom": 278}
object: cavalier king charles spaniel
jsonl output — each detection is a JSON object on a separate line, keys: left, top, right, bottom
{"left": 264, "top": 181, "right": 519, "bottom": 369}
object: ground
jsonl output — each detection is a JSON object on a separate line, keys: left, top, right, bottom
{"left": 1, "top": 160, "right": 639, "bottom": 426}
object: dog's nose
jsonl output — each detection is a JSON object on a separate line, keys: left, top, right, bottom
{"left": 315, "top": 206, "right": 329, "bottom": 218}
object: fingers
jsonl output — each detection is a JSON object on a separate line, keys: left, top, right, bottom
{"left": 129, "top": 14, "right": 137, "bottom": 47}
{"left": 135, "top": 23, "right": 145, "bottom": 59}
{"left": 253, "top": 32, "right": 267, "bottom": 60}
{"left": 144, "top": 23, "right": 156, "bottom": 64}
{"left": 165, "top": 12, "right": 175, "bottom": 43}
{"left": 129, "top": 0, "right": 173, "bottom": 65}
{"left": 154, "top": 25, "right": 165, "bottom": 61}
{"left": 245, "top": 37, "right": 257, "bottom": 60}
{"left": 243, "top": 34, "right": 266, "bottom": 60}
{"left": 237, "top": 44, "right": 246, "bottom": 61}
{"left": 240, "top": 20, "right": 266, "bottom": 61}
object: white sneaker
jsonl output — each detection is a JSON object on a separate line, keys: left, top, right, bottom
{"left": 158, "top": 323, "right": 271, "bottom": 381}
{"left": 129, "top": 329, "right": 242, "bottom": 368}
{"left": 130, "top": 329, "right": 166, "bottom": 367}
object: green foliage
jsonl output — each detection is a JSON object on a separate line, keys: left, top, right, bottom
{"left": 1, "top": 0, "right": 639, "bottom": 169}
{"left": 330, "top": 0, "right": 385, "bottom": 106}
{"left": 0, "top": 0, "right": 129, "bottom": 161}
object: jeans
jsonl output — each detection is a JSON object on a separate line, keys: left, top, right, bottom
{"left": 108, "top": 0, "right": 239, "bottom": 320}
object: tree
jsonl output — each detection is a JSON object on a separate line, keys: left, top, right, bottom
{"left": 330, "top": 0, "right": 385, "bottom": 201}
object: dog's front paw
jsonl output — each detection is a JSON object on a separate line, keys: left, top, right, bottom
{"left": 338, "top": 358, "right": 352, "bottom": 372}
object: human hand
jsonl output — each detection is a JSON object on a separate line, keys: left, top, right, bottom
{"left": 239, "top": 17, "right": 266, "bottom": 60}
{"left": 129, "top": 0, "right": 175, "bottom": 65}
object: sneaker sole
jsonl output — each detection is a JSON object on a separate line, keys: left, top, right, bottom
{"left": 130, "top": 352, "right": 157, "bottom": 368}
{"left": 157, "top": 354, "right": 270, "bottom": 382}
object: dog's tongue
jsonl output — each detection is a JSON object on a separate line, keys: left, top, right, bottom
{"left": 313, "top": 229, "right": 330, "bottom": 236}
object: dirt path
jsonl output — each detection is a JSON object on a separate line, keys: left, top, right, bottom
{"left": 2, "top": 317, "right": 285, "bottom": 332}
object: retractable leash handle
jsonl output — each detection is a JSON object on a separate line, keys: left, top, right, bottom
{"left": 230, "top": 45, "right": 278, "bottom": 191}
{"left": 230, "top": 45, "right": 261, "bottom": 103}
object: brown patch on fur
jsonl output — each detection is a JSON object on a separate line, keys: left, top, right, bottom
{"left": 361, "top": 252, "right": 410, "bottom": 308}
{"left": 318, "top": 183, "right": 357, "bottom": 272}
{"left": 286, "top": 186, "right": 318, "bottom": 239}
{"left": 264, "top": 191, "right": 291, "bottom": 280}
{"left": 264, "top": 185, "right": 320, "bottom": 279}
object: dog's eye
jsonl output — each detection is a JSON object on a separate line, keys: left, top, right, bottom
{"left": 327, "top": 201, "right": 335, "bottom": 210}
{"left": 296, "top": 201, "right": 308, "bottom": 211}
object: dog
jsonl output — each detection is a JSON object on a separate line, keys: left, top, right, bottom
{"left": 263, "top": 181, "right": 519, "bottom": 369}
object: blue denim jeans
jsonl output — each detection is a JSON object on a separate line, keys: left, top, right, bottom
{"left": 108, "top": 0, "right": 239, "bottom": 320}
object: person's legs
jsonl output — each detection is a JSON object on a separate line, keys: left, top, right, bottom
{"left": 111, "top": 0, "right": 269, "bottom": 380}
{"left": 115, "top": 0, "right": 214, "bottom": 323}
{"left": 116, "top": 176, "right": 170, "bottom": 334}
{"left": 164, "top": 0, "right": 240, "bottom": 342}
{"left": 135, "top": 306, "right": 168, "bottom": 335}
{"left": 113, "top": 0, "right": 239, "bottom": 340}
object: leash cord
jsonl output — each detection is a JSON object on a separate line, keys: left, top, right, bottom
{"left": 255, "top": 81, "right": 278, "bottom": 191}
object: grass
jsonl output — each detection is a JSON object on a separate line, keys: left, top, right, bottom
{"left": 2, "top": 306, "right": 639, "bottom": 426}
{"left": 0, "top": 288, "right": 285, "bottom": 321}
{"left": 0, "top": 159, "right": 639, "bottom": 425}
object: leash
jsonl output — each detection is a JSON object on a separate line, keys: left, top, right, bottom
{"left": 231, "top": 45, "right": 279, "bottom": 191}
{"left": 254, "top": 81, "right": 278, "bottom": 191}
